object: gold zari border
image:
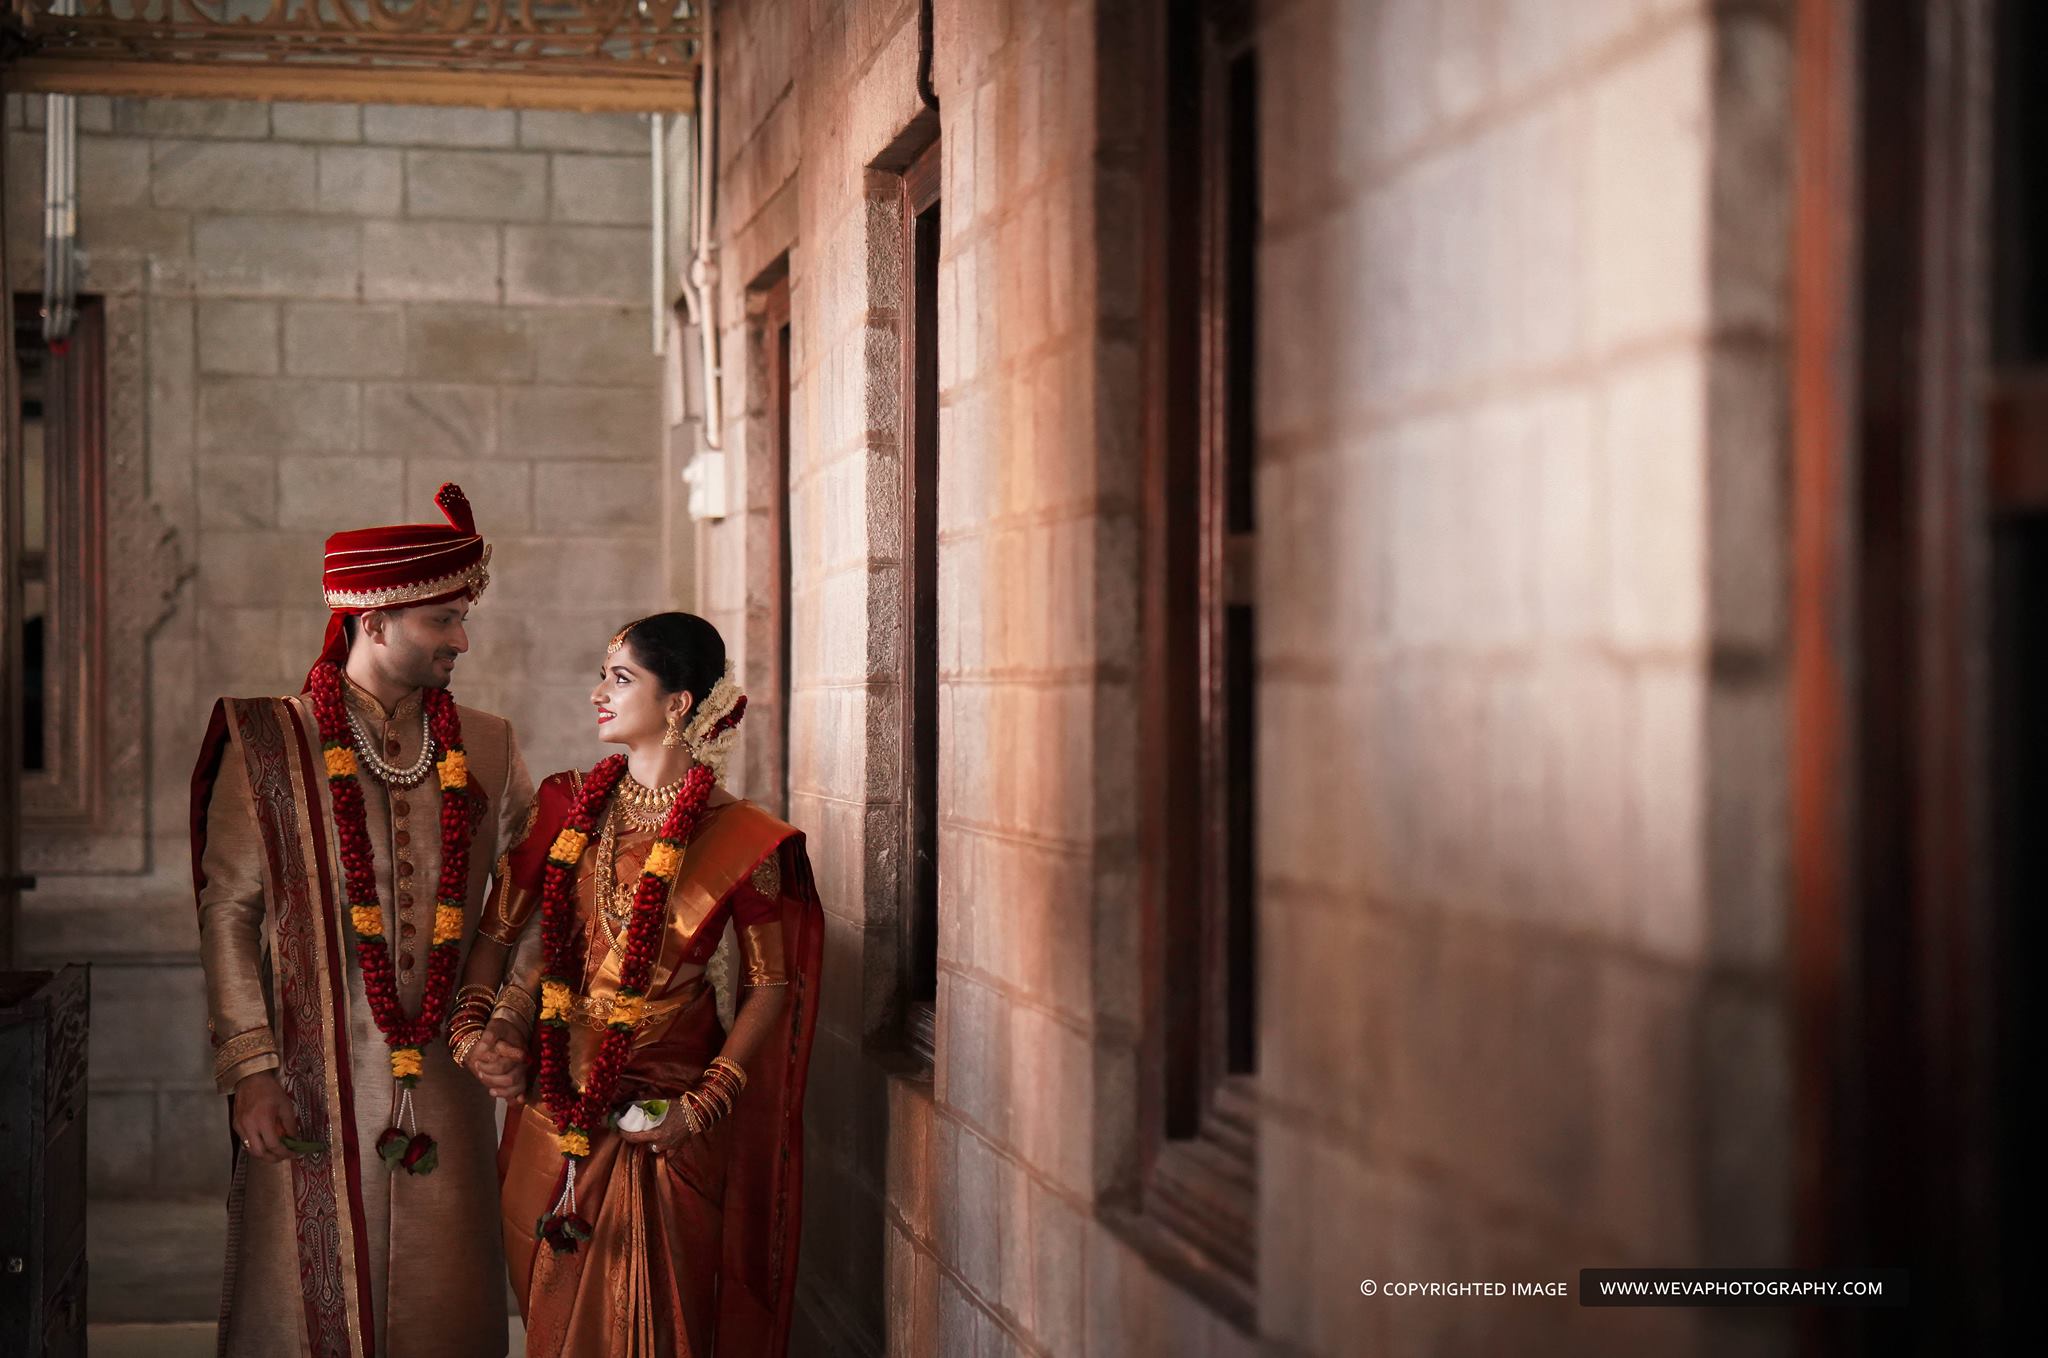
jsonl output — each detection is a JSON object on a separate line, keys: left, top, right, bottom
{"left": 211, "top": 1024, "right": 279, "bottom": 1084}
{"left": 323, "top": 549, "right": 491, "bottom": 610}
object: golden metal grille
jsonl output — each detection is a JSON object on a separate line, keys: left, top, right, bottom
{"left": 1, "top": 1, "right": 703, "bottom": 109}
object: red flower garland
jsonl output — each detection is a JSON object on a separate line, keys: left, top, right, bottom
{"left": 533, "top": 753, "right": 715, "bottom": 1247}
{"left": 308, "top": 661, "right": 478, "bottom": 1173}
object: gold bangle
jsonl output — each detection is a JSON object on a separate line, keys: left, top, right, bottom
{"left": 451, "top": 1030, "right": 484, "bottom": 1069}
{"left": 707, "top": 1056, "right": 748, "bottom": 1091}
{"left": 701, "top": 1075, "right": 739, "bottom": 1115}
{"left": 692, "top": 1069, "right": 738, "bottom": 1122}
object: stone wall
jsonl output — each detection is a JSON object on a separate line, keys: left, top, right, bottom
{"left": 690, "top": 0, "right": 927, "bottom": 1348}
{"left": 4, "top": 94, "right": 670, "bottom": 1212}
{"left": 699, "top": 0, "right": 1269, "bottom": 1351}
{"left": 1251, "top": 2, "right": 1794, "bottom": 1355}
{"left": 696, "top": 0, "right": 1798, "bottom": 1356}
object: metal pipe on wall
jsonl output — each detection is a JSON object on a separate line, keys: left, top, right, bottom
{"left": 689, "top": 0, "right": 723, "bottom": 450}
{"left": 41, "top": 89, "right": 77, "bottom": 343}
{"left": 41, "top": 0, "right": 81, "bottom": 342}
{"left": 651, "top": 112, "right": 667, "bottom": 357}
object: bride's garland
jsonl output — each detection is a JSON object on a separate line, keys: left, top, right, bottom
{"left": 534, "top": 753, "right": 716, "bottom": 1251}
{"left": 308, "top": 661, "right": 476, "bottom": 1175}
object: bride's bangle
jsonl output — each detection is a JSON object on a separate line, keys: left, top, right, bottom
{"left": 450, "top": 1027, "right": 486, "bottom": 1070}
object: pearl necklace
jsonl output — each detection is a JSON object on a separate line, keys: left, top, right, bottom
{"left": 345, "top": 704, "right": 436, "bottom": 788}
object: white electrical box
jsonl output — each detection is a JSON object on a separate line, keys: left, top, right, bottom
{"left": 682, "top": 450, "right": 728, "bottom": 522}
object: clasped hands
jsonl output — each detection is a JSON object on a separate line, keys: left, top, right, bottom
{"left": 462, "top": 1018, "right": 531, "bottom": 1106}
{"left": 459, "top": 1021, "right": 702, "bottom": 1155}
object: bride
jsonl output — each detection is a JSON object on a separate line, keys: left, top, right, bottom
{"left": 455, "top": 612, "right": 822, "bottom": 1357}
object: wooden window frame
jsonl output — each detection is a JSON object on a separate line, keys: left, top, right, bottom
{"left": 756, "top": 270, "right": 794, "bottom": 820}
{"left": 11, "top": 295, "right": 106, "bottom": 832}
{"left": 899, "top": 137, "right": 942, "bottom": 1067}
{"left": 1128, "top": 0, "right": 1259, "bottom": 1323}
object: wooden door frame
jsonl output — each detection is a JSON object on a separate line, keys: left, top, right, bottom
{"left": 1791, "top": 0, "right": 2000, "bottom": 1347}
{"left": 765, "top": 273, "right": 792, "bottom": 821}
{"left": 898, "top": 136, "right": 941, "bottom": 1065}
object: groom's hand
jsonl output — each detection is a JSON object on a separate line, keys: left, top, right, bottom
{"left": 467, "top": 1020, "right": 529, "bottom": 1106}
{"left": 232, "top": 1071, "right": 300, "bottom": 1162}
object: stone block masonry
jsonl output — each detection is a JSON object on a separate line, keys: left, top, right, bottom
{"left": 691, "top": 0, "right": 1799, "bottom": 1355}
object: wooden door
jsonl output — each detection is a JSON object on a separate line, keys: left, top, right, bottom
{"left": 1792, "top": 0, "right": 2028, "bottom": 1350}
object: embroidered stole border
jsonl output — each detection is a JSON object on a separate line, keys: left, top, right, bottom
{"left": 230, "top": 698, "right": 376, "bottom": 1358}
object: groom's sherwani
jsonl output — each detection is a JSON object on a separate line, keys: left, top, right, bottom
{"left": 195, "top": 680, "right": 531, "bottom": 1358}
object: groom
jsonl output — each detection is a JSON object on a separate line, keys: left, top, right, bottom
{"left": 191, "top": 484, "right": 532, "bottom": 1358}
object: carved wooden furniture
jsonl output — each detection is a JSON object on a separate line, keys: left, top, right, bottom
{"left": 0, "top": 966, "right": 89, "bottom": 1358}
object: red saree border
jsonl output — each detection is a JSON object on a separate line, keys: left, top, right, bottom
{"left": 722, "top": 831, "right": 823, "bottom": 1355}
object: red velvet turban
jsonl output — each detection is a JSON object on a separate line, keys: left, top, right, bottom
{"left": 306, "top": 483, "right": 492, "bottom": 685}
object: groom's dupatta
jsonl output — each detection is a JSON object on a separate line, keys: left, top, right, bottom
{"left": 192, "top": 697, "right": 377, "bottom": 1358}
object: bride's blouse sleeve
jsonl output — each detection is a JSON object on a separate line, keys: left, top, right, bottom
{"left": 481, "top": 770, "right": 582, "bottom": 1038}
{"left": 477, "top": 795, "right": 543, "bottom": 946}
{"left": 479, "top": 768, "right": 582, "bottom": 945}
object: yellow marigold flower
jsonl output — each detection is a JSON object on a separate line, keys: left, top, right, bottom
{"left": 559, "top": 1130, "right": 590, "bottom": 1158}
{"left": 324, "top": 746, "right": 358, "bottom": 779}
{"left": 549, "top": 828, "right": 588, "bottom": 864}
{"left": 350, "top": 905, "right": 383, "bottom": 938}
{"left": 438, "top": 750, "right": 468, "bottom": 790}
{"left": 540, "top": 980, "right": 572, "bottom": 1022}
{"left": 643, "top": 842, "right": 682, "bottom": 882}
{"left": 609, "top": 993, "right": 646, "bottom": 1027}
{"left": 432, "top": 904, "right": 465, "bottom": 945}
{"left": 389, "top": 1047, "right": 423, "bottom": 1080}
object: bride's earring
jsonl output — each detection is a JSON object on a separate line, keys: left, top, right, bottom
{"left": 662, "top": 708, "right": 686, "bottom": 748}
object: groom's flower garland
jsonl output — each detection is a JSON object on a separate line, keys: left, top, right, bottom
{"left": 309, "top": 661, "right": 476, "bottom": 1175}
{"left": 534, "top": 753, "right": 716, "bottom": 1252}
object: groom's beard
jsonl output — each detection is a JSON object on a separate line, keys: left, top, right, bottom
{"left": 391, "top": 646, "right": 459, "bottom": 692}
{"left": 422, "top": 650, "right": 460, "bottom": 689}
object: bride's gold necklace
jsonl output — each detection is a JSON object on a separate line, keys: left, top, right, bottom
{"left": 587, "top": 774, "right": 684, "bottom": 966}
{"left": 615, "top": 772, "right": 682, "bottom": 830}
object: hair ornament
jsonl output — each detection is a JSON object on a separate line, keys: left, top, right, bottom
{"left": 681, "top": 663, "right": 747, "bottom": 779}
